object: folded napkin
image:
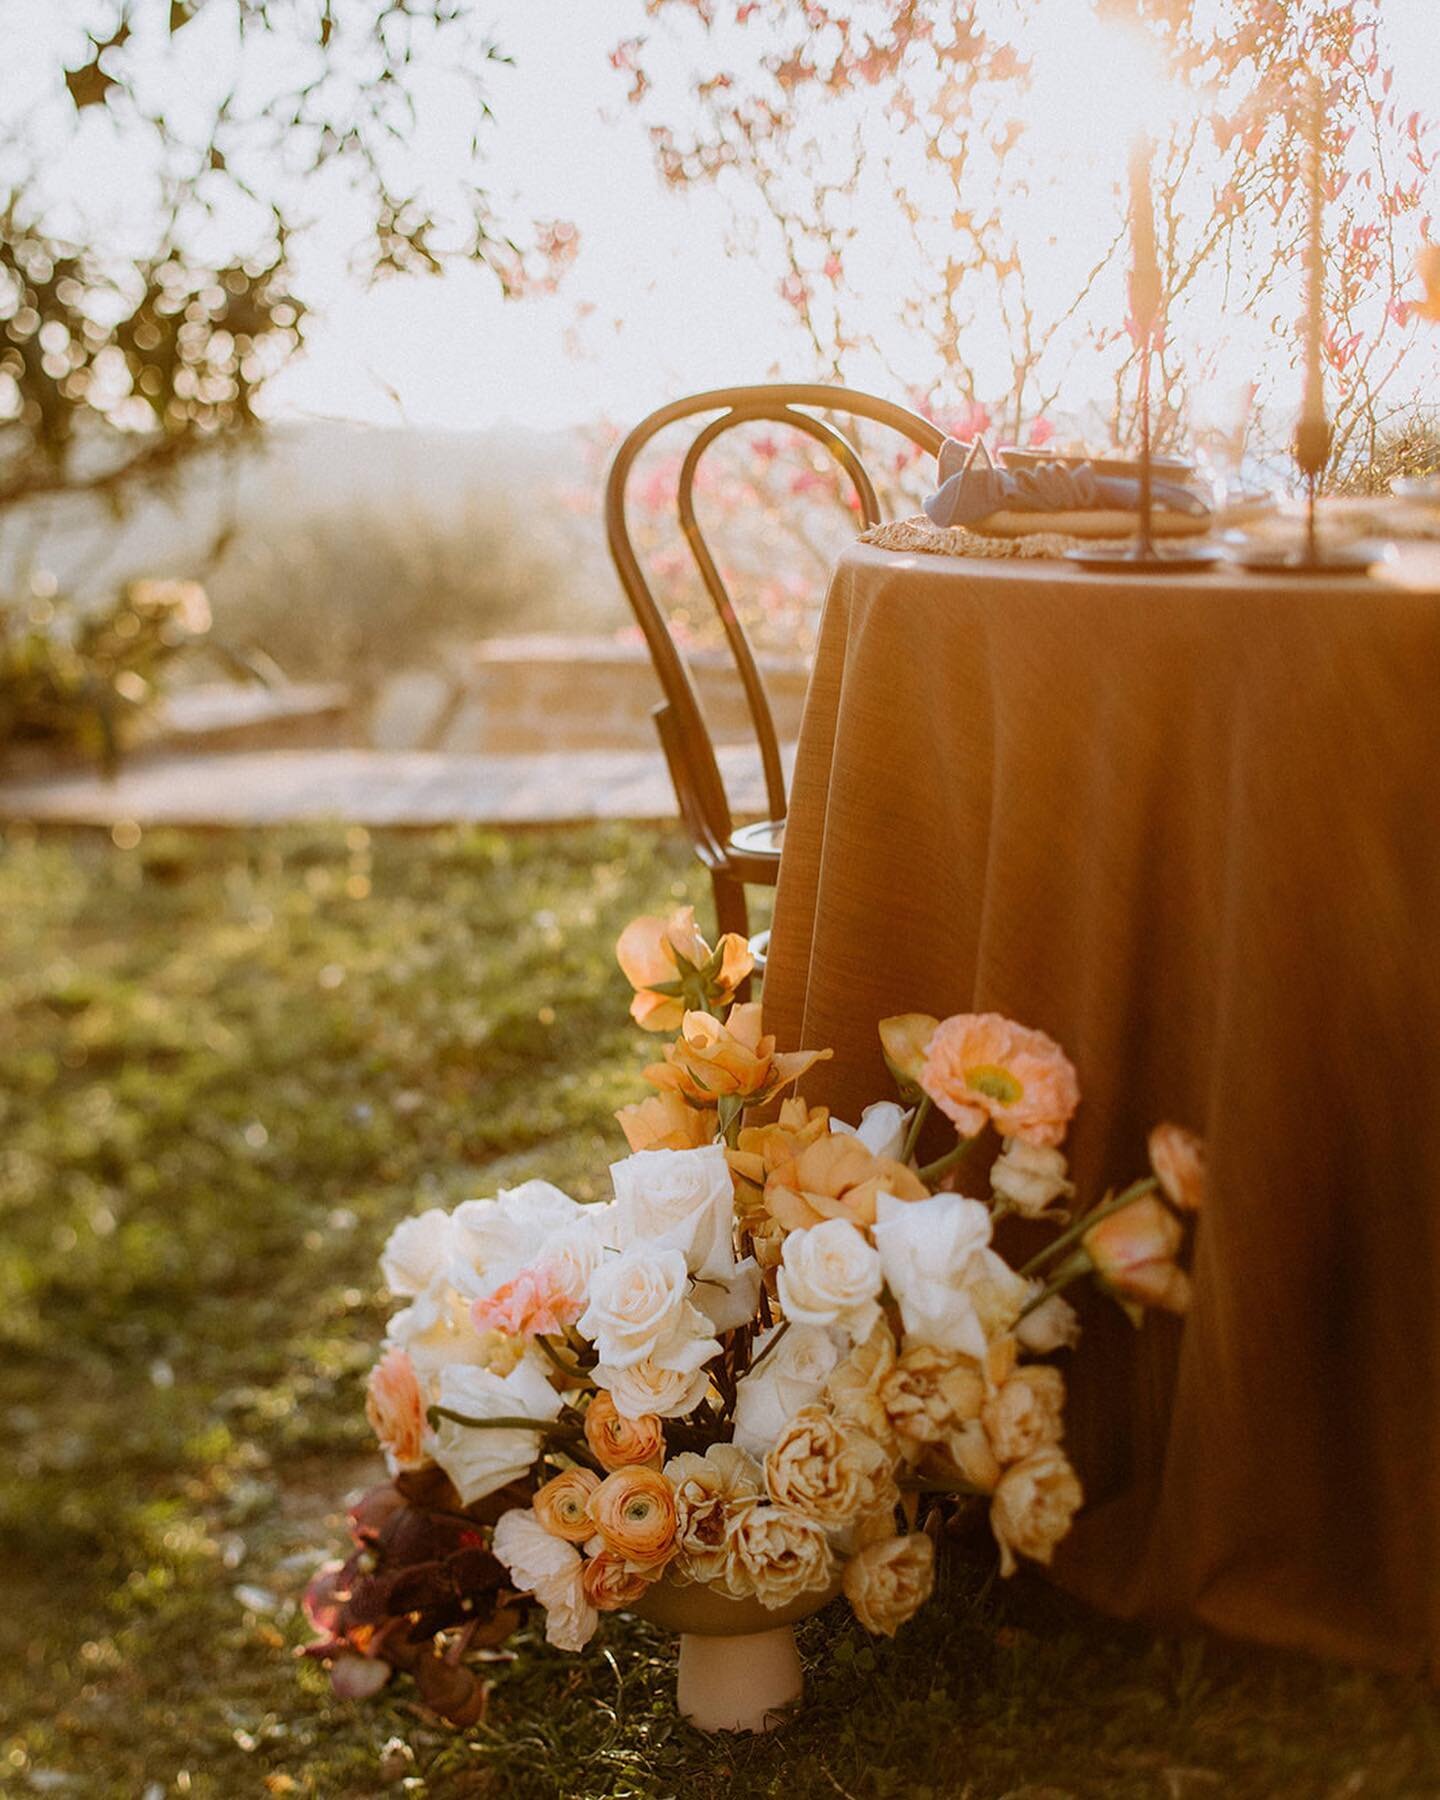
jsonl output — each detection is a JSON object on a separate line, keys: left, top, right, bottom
{"left": 923, "top": 437, "right": 1210, "bottom": 531}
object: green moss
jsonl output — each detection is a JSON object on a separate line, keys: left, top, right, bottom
{"left": 1, "top": 822, "right": 1436, "bottom": 1798}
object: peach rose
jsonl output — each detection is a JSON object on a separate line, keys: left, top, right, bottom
{"left": 471, "top": 1267, "right": 582, "bottom": 1339}
{"left": 981, "top": 1365, "right": 1066, "bottom": 1465}
{"left": 990, "top": 1446, "right": 1083, "bottom": 1576}
{"left": 615, "top": 1089, "right": 715, "bottom": 1152}
{"left": 937, "top": 1417, "right": 1002, "bottom": 1493}
{"left": 920, "top": 1013, "right": 1079, "bottom": 1147}
{"left": 645, "top": 1003, "right": 831, "bottom": 1105}
{"left": 583, "top": 1391, "right": 665, "bottom": 1471}
{"left": 764, "top": 1407, "right": 898, "bottom": 1529}
{"left": 765, "top": 1133, "right": 929, "bottom": 1234}
{"left": 843, "top": 1532, "right": 935, "bottom": 1636}
{"left": 588, "top": 1466, "right": 679, "bottom": 1570}
{"left": 581, "top": 1548, "right": 654, "bottom": 1611}
{"left": 1083, "top": 1195, "right": 1191, "bottom": 1316}
{"left": 616, "top": 906, "right": 753, "bottom": 1033}
{"left": 990, "top": 1138, "right": 1075, "bottom": 1219}
{"left": 365, "top": 1345, "right": 428, "bottom": 1471}
{"left": 1148, "top": 1123, "right": 1206, "bottom": 1213}
{"left": 533, "top": 1468, "right": 602, "bottom": 1543}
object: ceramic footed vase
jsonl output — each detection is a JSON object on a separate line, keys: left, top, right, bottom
{"left": 634, "top": 1573, "right": 841, "bottom": 1734}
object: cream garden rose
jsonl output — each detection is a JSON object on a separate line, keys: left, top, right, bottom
{"left": 380, "top": 1207, "right": 455, "bottom": 1297}
{"left": 448, "top": 1181, "right": 585, "bottom": 1299}
{"left": 881, "top": 1342, "right": 987, "bottom": 1456}
{"left": 664, "top": 1444, "right": 764, "bottom": 1586}
{"left": 990, "top": 1445, "right": 1084, "bottom": 1577}
{"left": 725, "top": 1503, "right": 836, "bottom": 1609}
{"left": 577, "top": 1245, "right": 694, "bottom": 1368}
{"left": 764, "top": 1406, "right": 897, "bottom": 1529}
{"left": 776, "top": 1218, "right": 884, "bottom": 1342}
{"left": 982, "top": 1365, "right": 1067, "bottom": 1465}
{"left": 990, "top": 1138, "right": 1075, "bottom": 1218}
{"left": 594, "top": 1355, "right": 711, "bottom": 1422}
{"left": 824, "top": 1320, "right": 900, "bottom": 1449}
{"left": 428, "top": 1354, "right": 562, "bottom": 1503}
{"left": 842, "top": 1533, "right": 935, "bottom": 1636}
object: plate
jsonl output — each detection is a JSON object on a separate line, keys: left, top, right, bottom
{"left": 1064, "top": 542, "right": 1224, "bottom": 573}
{"left": 998, "top": 446, "right": 1197, "bottom": 482}
{"left": 1227, "top": 540, "right": 1389, "bottom": 575}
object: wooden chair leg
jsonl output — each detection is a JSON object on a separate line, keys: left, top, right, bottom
{"left": 711, "top": 870, "right": 749, "bottom": 943}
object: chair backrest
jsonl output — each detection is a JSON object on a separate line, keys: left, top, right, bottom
{"left": 604, "top": 384, "right": 944, "bottom": 858}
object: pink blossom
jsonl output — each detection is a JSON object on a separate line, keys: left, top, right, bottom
{"left": 365, "top": 1347, "right": 427, "bottom": 1470}
{"left": 1027, "top": 416, "right": 1055, "bottom": 449}
{"left": 472, "top": 1267, "right": 582, "bottom": 1338}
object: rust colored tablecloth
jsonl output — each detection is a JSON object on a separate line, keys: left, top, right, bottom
{"left": 764, "top": 541, "right": 1440, "bottom": 1674}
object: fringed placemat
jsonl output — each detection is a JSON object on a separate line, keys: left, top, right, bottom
{"left": 859, "top": 515, "right": 1127, "bottom": 560}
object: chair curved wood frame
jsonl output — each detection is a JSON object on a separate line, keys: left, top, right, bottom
{"left": 605, "top": 384, "right": 944, "bottom": 944}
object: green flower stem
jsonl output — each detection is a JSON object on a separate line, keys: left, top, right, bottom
{"left": 900, "top": 1095, "right": 933, "bottom": 1166}
{"left": 1017, "top": 1175, "right": 1159, "bottom": 1279}
{"left": 917, "top": 1132, "right": 979, "bottom": 1186}
{"left": 1016, "top": 1249, "right": 1091, "bottom": 1320}
{"left": 428, "top": 1408, "right": 575, "bottom": 1434}
{"left": 536, "top": 1335, "right": 594, "bottom": 1386}
{"left": 745, "top": 1318, "right": 790, "bottom": 1377}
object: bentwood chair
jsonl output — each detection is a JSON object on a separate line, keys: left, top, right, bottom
{"left": 605, "top": 384, "right": 944, "bottom": 949}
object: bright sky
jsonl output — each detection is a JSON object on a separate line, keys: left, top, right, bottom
{"left": 7, "top": 1, "right": 1440, "bottom": 435}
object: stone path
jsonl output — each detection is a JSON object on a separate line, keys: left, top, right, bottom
{"left": 0, "top": 744, "right": 789, "bottom": 829}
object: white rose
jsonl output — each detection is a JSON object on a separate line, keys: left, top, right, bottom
{"left": 492, "top": 1509, "right": 598, "bottom": 1651}
{"left": 609, "top": 1145, "right": 737, "bottom": 1281}
{"left": 449, "top": 1181, "right": 583, "bottom": 1298}
{"left": 534, "top": 1215, "right": 608, "bottom": 1314}
{"left": 777, "top": 1219, "right": 883, "bottom": 1342}
{"left": 429, "top": 1353, "right": 561, "bottom": 1503}
{"left": 595, "top": 1355, "right": 711, "bottom": 1420}
{"left": 691, "top": 1257, "right": 762, "bottom": 1335}
{"left": 991, "top": 1139, "right": 1075, "bottom": 1218}
{"left": 830, "top": 1101, "right": 912, "bottom": 1162}
{"left": 576, "top": 1245, "right": 690, "bottom": 1369}
{"left": 380, "top": 1207, "right": 454, "bottom": 1297}
{"left": 731, "top": 1323, "right": 842, "bottom": 1457}
{"left": 387, "top": 1280, "right": 493, "bottom": 1385}
{"left": 873, "top": 1191, "right": 994, "bottom": 1359}
{"left": 1015, "top": 1287, "right": 1082, "bottom": 1353}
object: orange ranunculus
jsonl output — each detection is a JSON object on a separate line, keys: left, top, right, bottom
{"left": 727, "top": 1096, "right": 832, "bottom": 1217}
{"left": 614, "top": 1089, "right": 716, "bottom": 1153}
{"left": 1148, "top": 1122, "right": 1205, "bottom": 1213}
{"left": 644, "top": 1003, "right": 831, "bottom": 1105}
{"left": 583, "top": 1390, "right": 666, "bottom": 1472}
{"left": 616, "top": 907, "right": 753, "bottom": 1033}
{"left": 1083, "top": 1195, "right": 1191, "bottom": 1317}
{"left": 587, "top": 1466, "right": 679, "bottom": 1570}
{"left": 765, "top": 1132, "right": 929, "bottom": 1233}
{"left": 921, "top": 1013, "right": 1079, "bottom": 1148}
{"left": 581, "top": 1547, "right": 654, "bottom": 1610}
{"left": 1416, "top": 241, "right": 1440, "bottom": 324}
{"left": 533, "top": 1468, "right": 602, "bottom": 1543}
{"left": 878, "top": 1013, "right": 941, "bottom": 1093}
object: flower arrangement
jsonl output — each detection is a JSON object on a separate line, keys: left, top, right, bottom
{"left": 303, "top": 907, "right": 1203, "bottom": 1722}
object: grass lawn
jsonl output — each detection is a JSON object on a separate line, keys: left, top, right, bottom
{"left": 3, "top": 821, "right": 1438, "bottom": 1800}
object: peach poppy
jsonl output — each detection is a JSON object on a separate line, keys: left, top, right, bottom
{"left": 765, "top": 1132, "right": 929, "bottom": 1233}
{"left": 615, "top": 907, "right": 753, "bottom": 1033}
{"left": 921, "top": 1013, "right": 1078, "bottom": 1147}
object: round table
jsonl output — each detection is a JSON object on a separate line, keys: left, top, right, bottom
{"left": 763, "top": 540, "right": 1440, "bottom": 1674}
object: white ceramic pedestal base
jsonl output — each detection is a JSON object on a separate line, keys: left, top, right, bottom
{"left": 675, "top": 1624, "right": 803, "bottom": 1733}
